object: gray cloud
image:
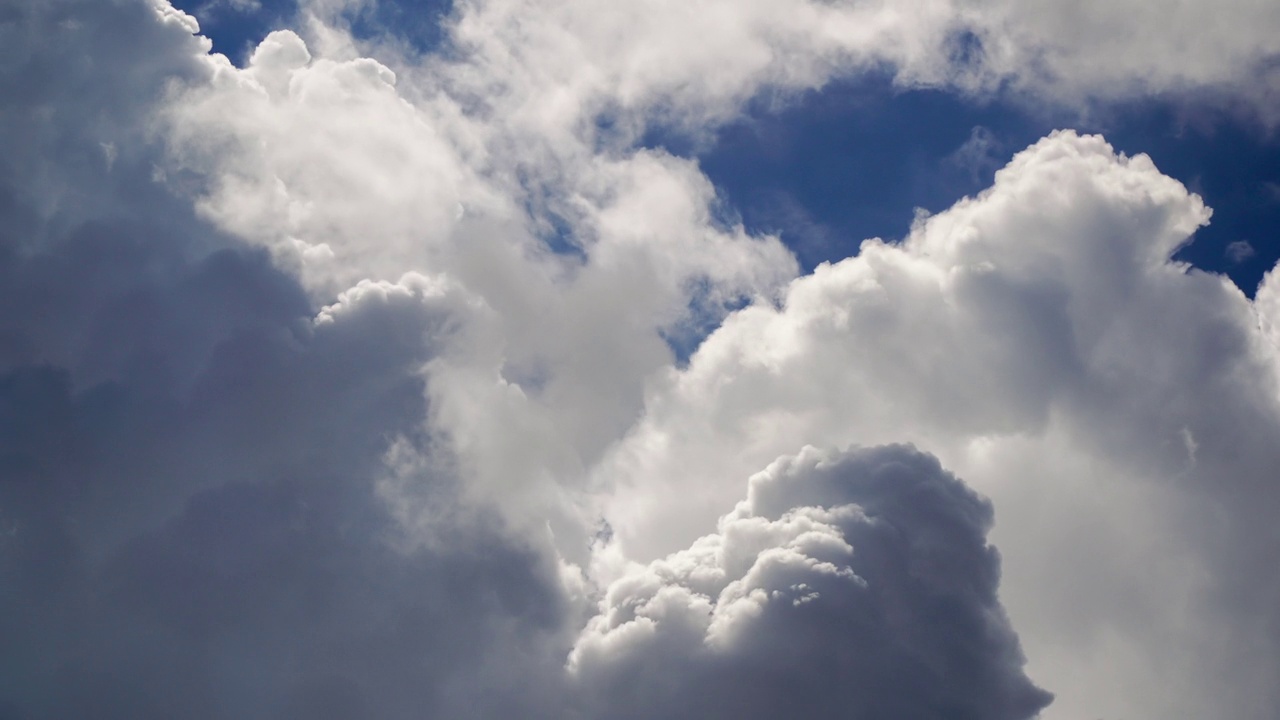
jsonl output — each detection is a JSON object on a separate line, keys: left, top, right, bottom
{"left": 571, "top": 444, "right": 1051, "bottom": 720}
{"left": 0, "top": 237, "right": 574, "bottom": 719}
{"left": 0, "top": 5, "right": 572, "bottom": 717}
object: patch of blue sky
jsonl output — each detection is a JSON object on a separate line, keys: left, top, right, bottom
{"left": 660, "top": 276, "right": 755, "bottom": 367}
{"left": 685, "top": 78, "right": 1280, "bottom": 296}
{"left": 1098, "top": 101, "right": 1280, "bottom": 295}
{"left": 341, "top": 0, "right": 453, "bottom": 55}
{"left": 527, "top": 204, "right": 587, "bottom": 263}
{"left": 170, "top": 0, "right": 300, "bottom": 66}
{"left": 677, "top": 74, "right": 1038, "bottom": 271}
{"left": 172, "top": 0, "right": 454, "bottom": 64}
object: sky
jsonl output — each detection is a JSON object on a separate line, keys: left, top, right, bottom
{"left": 2, "top": 1, "right": 1280, "bottom": 719}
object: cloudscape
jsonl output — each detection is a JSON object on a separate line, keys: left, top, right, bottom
{"left": 2, "top": 1, "right": 1279, "bottom": 718}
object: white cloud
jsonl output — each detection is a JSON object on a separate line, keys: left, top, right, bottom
{"left": 591, "top": 130, "right": 1280, "bottom": 720}
{"left": 430, "top": 0, "right": 1280, "bottom": 137}
{"left": 152, "top": 6, "right": 1280, "bottom": 718}
{"left": 154, "top": 24, "right": 802, "bottom": 551}
{"left": 970, "top": 0, "right": 1280, "bottom": 119}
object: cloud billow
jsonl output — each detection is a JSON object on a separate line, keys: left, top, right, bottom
{"left": 570, "top": 444, "right": 1052, "bottom": 720}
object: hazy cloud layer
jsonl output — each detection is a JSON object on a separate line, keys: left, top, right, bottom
{"left": 2, "top": 1, "right": 1279, "bottom": 719}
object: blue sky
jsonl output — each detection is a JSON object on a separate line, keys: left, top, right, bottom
{"left": 5, "top": 2, "right": 1280, "bottom": 719}
{"left": 698, "top": 82, "right": 1280, "bottom": 292}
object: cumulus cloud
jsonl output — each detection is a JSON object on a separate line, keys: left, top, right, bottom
{"left": 595, "top": 130, "right": 1280, "bottom": 720}
{"left": 571, "top": 444, "right": 1051, "bottom": 720}
{"left": 153, "top": 19, "right": 802, "bottom": 544}
{"left": 4, "top": 1, "right": 1280, "bottom": 719}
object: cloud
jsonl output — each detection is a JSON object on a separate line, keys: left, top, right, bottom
{"left": 946, "top": 125, "right": 1006, "bottom": 181}
{"left": 0, "top": 239, "right": 576, "bottom": 718}
{"left": 335, "top": 0, "right": 1280, "bottom": 152}
{"left": 4, "top": 1, "right": 1280, "bottom": 720}
{"left": 1228, "top": 239, "right": 1257, "bottom": 263}
{"left": 0, "top": 255, "right": 572, "bottom": 719}
{"left": 571, "top": 444, "right": 1051, "bottom": 720}
{"left": 0, "top": 6, "right": 1049, "bottom": 710}
{"left": 596, "top": 129, "right": 1213, "bottom": 549}
{"left": 0, "top": 5, "right": 567, "bottom": 717}
{"left": 969, "top": 0, "right": 1280, "bottom": 119}
{"left": 153, "top": 22, "right": 802, "bottom": 542}
{"left": 594, "top": 130, "right": 1280, "bottom": 720}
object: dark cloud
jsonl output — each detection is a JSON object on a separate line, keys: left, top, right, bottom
{"left": 0, "top": 0, "right": 212, "bottom": 242}
{"left": 0, "top": 191, "right": 573, "bottom": 712}
{"left": 0, "top": 6, "right": 571, "bottom": 716}
{"left": 0, "top": 247, "right": 573, "bottom": 719}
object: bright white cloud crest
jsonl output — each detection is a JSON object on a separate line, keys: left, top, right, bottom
{"left": 2, "top": 0, "right": 1279, "bottom": 719}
